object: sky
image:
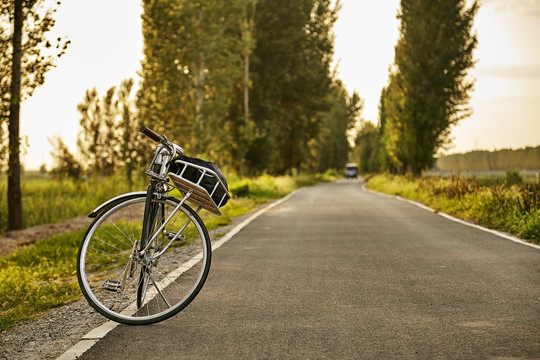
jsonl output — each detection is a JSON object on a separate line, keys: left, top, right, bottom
{"left": 15, "top": 0, "right": 540, "bottom": 170}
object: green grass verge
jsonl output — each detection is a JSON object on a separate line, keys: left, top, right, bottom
{"left": 366, "top": 173, "right": 540, "bottom": 244}
{"left": 0, "top": 230, "right": 83, "bottom": 332}
{"left": 0, "top": 171, "right": 336, "bottom": 332}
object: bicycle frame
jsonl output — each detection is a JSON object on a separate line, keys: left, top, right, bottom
{"left": 139, "top": 141, "right": 198, "bottom": 255}
{"left": 140, "top": 188, "right": 194, "bottom": 256}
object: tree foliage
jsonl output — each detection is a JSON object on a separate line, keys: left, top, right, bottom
{"left": 247, "top": 0, "right": 341, "bottom": 174}
{"left": 397, "top": 0, "right": 478, "bottom": 175}
{"left": 77, "top": 79, "right": 146, "bottom": 179}
{"left": 359, "top": 0, "right": 479, "bottom": 176}
{"left": 317, "top": 80, "right": 362, "bottom": 172}
{"left": 379, "top": 72, "right": 408, "bottom": 173}
{"left": 48, "top": 134, "right": 81, "bottom": 180}
{"left": 138, "top": 0, "right": 357, "bottom": 175}
{"left": 354, "top": 122, "right": 380, "bottom": 174}
{"left": 138, "top": 0, "right": 244, "bottom": 157}
{"left": 116, "top": 78, "right": 147, "bottom": 185}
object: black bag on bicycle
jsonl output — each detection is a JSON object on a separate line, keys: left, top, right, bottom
{"left": 168, "top": 155, "right": 229, "bottom": 207}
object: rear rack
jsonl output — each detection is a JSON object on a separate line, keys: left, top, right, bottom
{"left": 167, "top": 159, "right": 230, "bottom": 216}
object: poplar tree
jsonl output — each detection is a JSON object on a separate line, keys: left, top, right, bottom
{"left": 138, "top": 0, "right": 244, "bottom": 157}
{"left": 222, "top": 0, "right": 257, "bottom": 173}
{"left": 354, "top": 122, "right": 379, "bottom": 174}
{"left": 318, "top": 80, "right": 362, "bottom": 172}
{"left": 380, "top": 70, "right": 408, "bottom": 173}
{"left": 48, "top": 134, "right": 81, "bottom": 180}
{"left": 77, "top": 80, "right": 144, "bottom": 180}
{"left": 390, "top": 0, "right": 479, "bottom": 175}
{"left": 248, "top": 0, "right": 339, "bottom": 173}
{"left": 138, "top": 0, "right": 346, "bottom": 173}
{"left": 116, "top": 78, "right": 145, "bottom": 187}
{"left": 77, "top": 87, "right": 120, "bottom": 176}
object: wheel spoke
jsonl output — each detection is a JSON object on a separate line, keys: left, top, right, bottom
{"left": 149, "top": 273, "right": 171, "bottom": 308}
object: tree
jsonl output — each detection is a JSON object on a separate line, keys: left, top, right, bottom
{"left": 386, "top": 0, "right": 478, "bottom": 176}
{"left": 1, "top": 2, "right": 14, "bottom": 172}
{"left": 77, "top": 79, "right": 146, "bottom": 181}
{"left": 248, "top": 0, "right": 339, "bottom": 174}
{"left": 77, "top": 87, "right": 104, "bottom": 175}
{"left": 1, "top": 0, "right": 69, "bottom": 230}
{"left": 354, "top": 122, "right": 380, "bottom": 174}
{"left": 318, "top": 80, "right": 362, "bottom": 172}
{"left": 0, "top": 7, "right": 9, "bottom": 171}
{"left": 116, "top": 78, "right": 146, "bottom": 187}
{"left": 138, "top": 0, "right": 245, "bottom": 157}
{"left": 48, "top": 134, "right": 81, "bottom": 180}
{"left": 222, "top": 0, "right": 257, "bottom": 174}
{"left": 138, "top": 0, "right": 344, "bottom": 174}
{"left": 379, "top": 71, "right": 408, "bottom": 173}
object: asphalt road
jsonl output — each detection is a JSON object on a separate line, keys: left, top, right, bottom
{"left": 79, "top": 180, "right": 540, "bottom": 359}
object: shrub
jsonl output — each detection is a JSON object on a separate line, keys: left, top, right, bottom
{"left": 230, "top": 179, "right": 251, "bottom": 198}
{"left": 505, "top": 170, "right": 523, "bottom": 186}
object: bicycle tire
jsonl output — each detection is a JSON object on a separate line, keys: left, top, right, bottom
{"left": 77, "top": 193, "right": 211, "bottom": 325}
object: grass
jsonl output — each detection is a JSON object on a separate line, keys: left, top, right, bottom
{"left": 0, "top": 172, "right": 147, "bottom": 233}
{"left": 0, "top": 231, "right": 83, "bottom": 332}
{"left": 0, "top": 171, "right": 336, "bottom": 332}
{"left": 366, "top": 172, "right": 540, "bottom": 244}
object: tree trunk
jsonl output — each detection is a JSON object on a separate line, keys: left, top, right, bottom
{"left": 410, "top": 165, "right": 422, "bottom": 178}
{"left": 8, "top": 0, "right": 24, "bottom": 230}
{"left": 243, "top": 53, "right": 249, "bottom": 129}
{"left": 193, "top": 51, "right": 206, "bottom": 154}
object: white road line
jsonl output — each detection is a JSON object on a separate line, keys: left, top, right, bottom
{"left": 363, "top": 185, "right": 540, "bottom": 251}
{"left": 55, "top": 191, "right": 297, "bottom": 360}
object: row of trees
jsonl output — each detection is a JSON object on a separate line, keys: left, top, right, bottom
{"left": 49, "top": 79, "right": 146, "bottom": 186}
{"left": 435, "top": 146, "right": 540, "bottom": 172}
{"left": 137, "top": 0, "right": 362, "bottom": 174}
{"left": 3, "top": 0, "right": 361, "bottom": 230}
{"left": 2, "top": 0, "right": 479, "bottom": 231}
{"left": 53, "top": 0, "right": 362, "bottom": 179}
{"left": 355, "top": 0, "right": 479, "bottom": 176}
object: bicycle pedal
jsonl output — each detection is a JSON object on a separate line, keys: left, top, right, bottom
{"left": 166, "top": 232, "right": 186, "bottom": 242}
{"left": 103, "top": 279, "right": 122, "bottom": 292}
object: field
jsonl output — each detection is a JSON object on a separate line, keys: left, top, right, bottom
{"left": 0, "top": 172, "right": 146, "bottom": 234}
{"left": 366, "top": 172, "right": 540, "bottom": 244}
{"left": 0, "top": 171, "right": 336, "bottom": 332}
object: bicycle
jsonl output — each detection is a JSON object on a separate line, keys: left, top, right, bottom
{"left": 76, "top": 125, "right": 230, "bottom": 325}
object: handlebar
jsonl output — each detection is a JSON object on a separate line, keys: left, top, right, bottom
{"left": 140, "top": 124, "right": 184, "bottom": 167}
{"left": 140, "top": 125, "right": 164, "bottom": 143}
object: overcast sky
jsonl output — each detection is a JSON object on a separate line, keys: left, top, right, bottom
{"left": 18, "top": 0, "right": 540, "bottom": 170}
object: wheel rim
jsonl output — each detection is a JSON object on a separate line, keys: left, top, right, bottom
{"left": 78, "top": 196, "right": 210, "bottom": 323}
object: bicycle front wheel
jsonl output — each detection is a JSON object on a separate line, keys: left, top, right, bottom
{"left": 77, "top": 193, "right": 211, "bottom": 325}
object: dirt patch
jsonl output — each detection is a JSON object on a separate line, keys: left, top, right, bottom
{"left": 0, "top": 215, "right": 94, "bottom": 258}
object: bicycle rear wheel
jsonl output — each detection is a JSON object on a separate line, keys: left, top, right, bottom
{"left": 77, "top": 193, "right": 211, "bottom": 325}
